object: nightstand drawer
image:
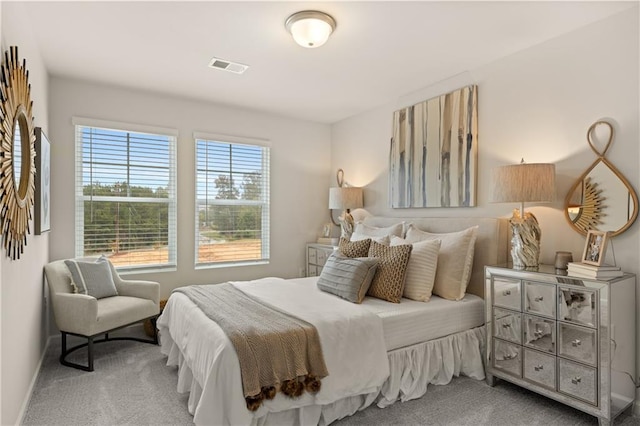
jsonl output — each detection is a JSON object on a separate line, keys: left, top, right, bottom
{"left": 308, "top": 248, "right": 318, "bottom": 264}
{"left": 558, "top": 322, "right": 597, "bottom": 366}
{"left": 493, "top": 308, "right": 521, "bottom": 344}
{"left": 523, "top": 315, "right": 555, "bottom": 354}
{"left": 493, "top": 338, "right": 522, "bottom": 378}
{"left": 558, "top": 358, "right": 597, "bottom": 405}
{"left": 523, "top": 348, "right": 556, "bottom": 390}
{"left": 493, "top": 276, "right": 521, "bottom": 311}
{"left": 558, "top": 287, "right": 597, "bottom": 328}
{"left": 524, "top": 281, "right": 556, "bottom": 319}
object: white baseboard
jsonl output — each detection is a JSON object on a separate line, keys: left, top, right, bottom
{"left": 16, "top": 335, "right": 53, "bottom": 425}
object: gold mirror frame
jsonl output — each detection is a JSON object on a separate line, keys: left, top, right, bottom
{"left": 564, "top": 120, "right": 638, "bottom": 237}
{"left": 0, "top": 47, "right": 35, "bottom": 259}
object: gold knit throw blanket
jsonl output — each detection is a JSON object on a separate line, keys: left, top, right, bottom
{"left": 174, "top": 283, "right": 328, "bottom": 411}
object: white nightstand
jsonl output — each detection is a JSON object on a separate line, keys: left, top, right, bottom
{"left": 306, "top": 243, "right": 336, "bottom": 277}
{"left": 485, "top": 264, "right": 636, "bottom": 426}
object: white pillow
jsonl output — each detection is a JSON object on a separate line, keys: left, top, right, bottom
{"left": 351, "top": 232, "right": 390, "bottom": 246}
{"left": 404, "top": 224, "right": 478, "bottom": 301}
{"left": 353, "top": 222, "right": 404, "bottom": 239}
{"left": 391, "top": 236, "right": 440, "bottom": 302}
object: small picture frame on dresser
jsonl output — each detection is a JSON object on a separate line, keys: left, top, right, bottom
{"left": 581, "top": 230, "right": 608, "bottom": 266}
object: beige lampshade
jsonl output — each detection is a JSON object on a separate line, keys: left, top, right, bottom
{"left": 491, "top": 163, "right": 556, "bottom": 204}
{"left": 329, "top": 187, "right": 363, "bottom": 210}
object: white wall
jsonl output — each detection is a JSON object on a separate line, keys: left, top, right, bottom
{"left": 1, "top": 3, "right": 50, "bottom": 425}
{"left": 331, "top": 7, "right": 639, "bottom": 404}
{"left": 49, "top": 78, "right": 332, "bottom": 300}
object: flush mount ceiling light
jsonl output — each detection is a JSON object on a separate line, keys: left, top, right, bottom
{"left": 285, "top": 10, "right": 336, "bottom": 48}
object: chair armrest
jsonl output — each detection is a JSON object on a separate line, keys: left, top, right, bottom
{"left": 53, "top": 293, "right": 98, "bottom": 335}
{"left": 115, "top": 279, "right": 160, "bottom": 306}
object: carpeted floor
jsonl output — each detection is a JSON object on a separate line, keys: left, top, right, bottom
{"left": 23, "top": 333, "right": 639, "bottom": 426}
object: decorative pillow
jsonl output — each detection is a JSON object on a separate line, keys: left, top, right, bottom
{"left": 338, "top": 237, "right": 371, "bottom": 258}
{"left": 391, "top": 236, "right": 441, "bottom": 302}
{"left": 64, "top": 256, "right": 118, "bottom": 299}
{"left": 404, "top": 225, "right": 478, "bottom": 301}
{"left": 353, "top": 222, "right": 404, "bottom": 239}
{"left": 366, "top": 240, "right": 412, "bottom": 303}
{"left": 350, "top": 232, "right": 390, "bottom": 246}
{"left": 317, "top": 253, "right": 379, "bottom": 304}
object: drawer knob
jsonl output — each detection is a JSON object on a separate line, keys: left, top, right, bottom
{"left": 534, "top": 296, "right": 544, "bottom": 302}
{"left": 504, "top": 353, "right": 516, "bottom": 360}
{"left": 534, "top": 328, "right": 544, "bottom": 338}
{"left": 571, "top": 376, "right": 582, "bottom": 385}
{"left": 502, "top": 323, "right": 511, "bottom": 329}
{"left": 503, "top": 290, "right": 511, "bottom": 296}
{"left": 571, "top": 339, "right": 582, "bottom": 347}
{"left": 534, "top": 364, "right": 544, "bottom": 371}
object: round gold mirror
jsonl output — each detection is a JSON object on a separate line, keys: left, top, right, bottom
{"left": 0, "top": 47, "right": 36, "bottom": 259}
{"left": 564, "top": 120, "right": 638, "bottom": 237}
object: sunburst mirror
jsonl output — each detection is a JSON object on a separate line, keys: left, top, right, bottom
{"left": 0, "top": 46, "right": 36, "bottom": 259}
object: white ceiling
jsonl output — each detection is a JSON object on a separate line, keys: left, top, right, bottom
{"left": 23, "top": 1, "right": 635, "bottom": 124}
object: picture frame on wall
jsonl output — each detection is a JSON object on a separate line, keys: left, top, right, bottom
{"left": 581, "top": 230, "right": 608, "bottom": 266}
{"left": 34, "top": 127, "right": 51, "bottom": 234}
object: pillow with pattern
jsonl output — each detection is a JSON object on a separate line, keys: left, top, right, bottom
{"left": 404, "top": 224, "right": 478, "bottom": 301}
{"left": 366, "top": 240, "right": 412, "bottom": 303}
{"left": 390, "top": 236, "right": 441, "bottom": 302}
{"left": 338, "top": 237, "right": 371, "bottom": 258}
{"left": 317, "top": 253, "right": 379, "bottom": 304}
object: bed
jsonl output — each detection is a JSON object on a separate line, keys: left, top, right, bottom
{"left": 157, "top": 216, "right": 509, "bottom": 425}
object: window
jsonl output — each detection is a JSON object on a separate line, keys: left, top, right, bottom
{"left": 74, "top": 118, "right": 177, "bottom": 271}
{"left": 195, "top": 135, "right": 270, "bottom": 266}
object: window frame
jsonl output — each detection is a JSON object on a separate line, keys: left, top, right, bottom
{"left": 194, "top": 132, "right": 271, "bottom": 268}
{"left": 73, "top": 117, "right": 178, "bottom": 273}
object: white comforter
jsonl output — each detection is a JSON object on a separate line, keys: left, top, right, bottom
{"left": 157, "top": 277, "right": 390, "bottom": 425}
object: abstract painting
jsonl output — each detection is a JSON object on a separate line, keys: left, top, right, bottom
{"left": 389, "top": 85, "right": 478, "bottom": 208}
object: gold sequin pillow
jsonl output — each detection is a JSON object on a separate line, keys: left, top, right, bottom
{"left": 366, "top": 240, "right": 412, "bottom": 303}
{"left": 338, "top": 237, "right": 371, "bottom": 258}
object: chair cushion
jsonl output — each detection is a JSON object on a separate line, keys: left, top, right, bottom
{"left": 64, "top": 256, "right": 118, "bottom": 299}
{"left": 92, "top": 296, "right": 158, "bottom": 335}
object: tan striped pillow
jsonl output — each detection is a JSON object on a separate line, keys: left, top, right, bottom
{"left": 391, "top": 236, "right": 441, "bottom": 302}
{"left": 405, "top": 225, "right": 478, "bottom": 301}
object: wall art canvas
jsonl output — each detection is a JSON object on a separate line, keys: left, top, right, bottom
{"left": 35, "top": 127, "right": 50, "bottom": 234}
{"left": 389, "top": 85, "right": 478, "bottom": 208}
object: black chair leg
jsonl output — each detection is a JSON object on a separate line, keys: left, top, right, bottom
{"left": 59, "top": 317, "right": 159, "bottom": 372}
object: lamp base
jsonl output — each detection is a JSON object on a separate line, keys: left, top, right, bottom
{"left": 509, "top": 209, "right": 542, "bottom": 269}
{"left": 340, "top": 210, "right": 355, "bottom": 240}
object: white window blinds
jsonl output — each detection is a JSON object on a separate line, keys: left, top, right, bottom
{"left": 74, "top": 120, "right": 177, "bottom": 271}
{"left": 195, "top": 136, "right": 270, "bottom": 266}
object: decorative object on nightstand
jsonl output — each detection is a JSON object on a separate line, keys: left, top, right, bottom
{"left": 566, "top": 230, "right": 622, "bottom": 279}
{"left": 491, "top": 160, "right": 555, "bottom": 269}
{"left": 306, "top": 243, "right": 336, "bottom": 277}
{"left": 329, "top": 169, "right": 363, "bottom": 240}
{"left": 485, "top": 264, "right": 636, "bottom": 425}
{"left": 553, "top": 251, "right": 573, "bottom": 270}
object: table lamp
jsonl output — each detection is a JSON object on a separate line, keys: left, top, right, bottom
{"left": 329, "top": 186, "right": 363, "bottom": 239}
{"left": 491, "top": 160, "right": 555, "bottom": 268}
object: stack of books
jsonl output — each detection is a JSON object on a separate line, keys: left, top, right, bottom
{"left": 566, "top": 262, "right": 623, "bottom": 279}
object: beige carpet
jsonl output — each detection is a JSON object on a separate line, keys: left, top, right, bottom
{"left": 23, "top": 333, "right": 639, "bottom": 425}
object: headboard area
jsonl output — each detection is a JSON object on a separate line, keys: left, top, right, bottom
{"left": 362, "top": 216, "right": 509, "bottom": 298}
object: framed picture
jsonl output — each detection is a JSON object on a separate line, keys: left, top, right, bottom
{"left": 581, "top": 230, "right": 608, "bottom": 266}
{"left": 321, "top": 223, "right": 332, "bottom": 238}
{"left": 34, "top": 127, "right": 50, "bottom": 234}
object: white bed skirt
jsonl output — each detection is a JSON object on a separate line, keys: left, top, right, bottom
{"left": 161, "top": 326, "right": 486, "bottom": 425}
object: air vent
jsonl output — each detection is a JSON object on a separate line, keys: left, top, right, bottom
{"left": 208, "top": 57, "right": 249, "bottom": 74}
